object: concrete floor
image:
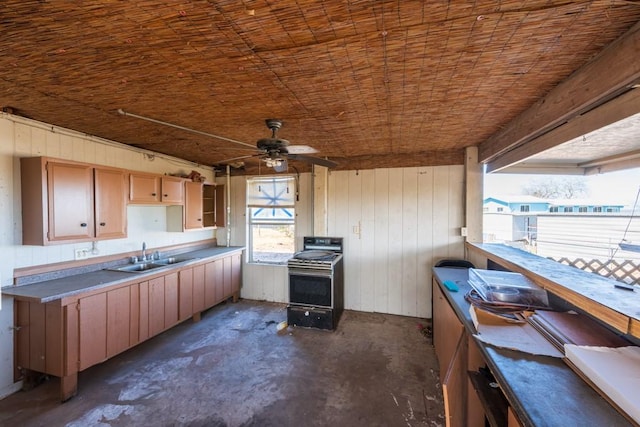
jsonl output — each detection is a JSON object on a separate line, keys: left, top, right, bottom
{"left": 0, "top": 300, "right": 444, "bottom": 426}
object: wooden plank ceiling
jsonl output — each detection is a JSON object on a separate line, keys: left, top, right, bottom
{"left": 1, "top": 1, "right": 639, "bottom": 175}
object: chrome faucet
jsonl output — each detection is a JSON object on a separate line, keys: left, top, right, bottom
{"left": 141, "top": 242, "right": 147, "bottom": 261}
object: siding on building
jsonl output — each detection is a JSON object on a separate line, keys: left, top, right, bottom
{"left": 536, "top": 215, "right": 640, "bottom": 261}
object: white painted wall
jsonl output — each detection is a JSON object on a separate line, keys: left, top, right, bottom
{"left": 227, "top": 166, "right": 465, "bottom": 319}
{"left": 0, "top": 113, "right": 217, "bottom": 398}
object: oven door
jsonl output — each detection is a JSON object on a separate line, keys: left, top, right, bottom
{"left": 288, "top": 268, "right": 333, "bottom": 308}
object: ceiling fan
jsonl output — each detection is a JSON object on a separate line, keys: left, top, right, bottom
{"left": 116, "top": 110, "right": 337, "bottom": 172}
{"left": 221, "top": 119, "right": 338, "bottom": 172}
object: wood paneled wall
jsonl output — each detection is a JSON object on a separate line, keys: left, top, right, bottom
{"left": 327, "top": 167, "right": 465, "bottom": 318}
{"left": 227, "top": 165, "right": 465, "bottom": 319}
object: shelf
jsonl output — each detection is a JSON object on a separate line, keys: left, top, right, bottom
{"left": 468, "top": 369, "right": 508, "bottom": 427}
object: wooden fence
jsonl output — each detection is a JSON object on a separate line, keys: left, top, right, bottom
{"left": 549, "top": 257, "right": 640, "bottom": 285}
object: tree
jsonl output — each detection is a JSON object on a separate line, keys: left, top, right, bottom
{"left": 522, "top": 177, "right": 588, "bottom": 199}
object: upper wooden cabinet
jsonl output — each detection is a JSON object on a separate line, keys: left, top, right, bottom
{"left": 129, "top": 173, "right": 184, "bottom": 205}
{"left": 169, "top": 182, "right": 225, "bottom": 231}
{"left": 204, "top": 182, "right": 225, "bottom": 228}
{"left": 184, "top": 181, "right": 204, "bottom": 229}
{"left": 21, "top": 157, "right": 127, "bottom": 245}
{"left": 95, "top": 167, "right": 128, "bottom": 239}
{"left": 46, "top": 161, "right": 94, "bottom": 242}
{"left": 161, "top": 176, "right": 184, "bottom": 204}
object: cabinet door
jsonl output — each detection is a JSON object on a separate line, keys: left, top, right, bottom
{"left": 214, "top": 184, "right": 225, "bottom": 227}
{"left": 204, "top": 261, "right": 217, "bottom": 308}
{"left": 148, "top": 277, "right": 165, "bottom": 336}
{"left": 161, "top": 176, "right": 184, "bottom": 204}
{"left": 79, "top": 293, "right": 107, "bottom": 370}
{"left": 106, "top": 286, "right": 131, "bottom": 358}
{"left": 192, "top": 264, "right": 205, "bottom": 313}
{"left": 164, "top": 272, "right": 179, "bottom": 328}
{"left": 214, "top": 259, "right": 225, "bottom": 303}
{"left": 223, "top": 256, "right": 232, "bottom": 298}
{"left": 47, "top": 162, "right": 94, "bottom": 241}
{"left": 139, "top": 281, "right": 150, "bottom": 341}
{"left": 184, "top": 181, "right": 204, "bottom": 229}
{"left": 231, "top": 253, "right": 242, "bottom": 294}
{"left": 129, "top": 284, "right": 140, "bottom": 346}
{"left": 443, "top": 332, "right": 467, "bottom": 427}
{"left": 433, "top": 281, "right": 464, "bottom": 383}
{"left": 178, "top": 269, "right": 194, "bottom": 321}
{"left": 95, "top": 167, "right": 127, "bottom": 239}
{"left": 129, "top": 173, "right": 160, "bottom": 203}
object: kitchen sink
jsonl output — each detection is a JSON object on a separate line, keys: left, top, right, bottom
{"left": 155, "top": 257, "right": 197, "bottom": 265}
{"left": 106, "top": 257, "right": 198, "bottom": 274}
{"left": 108, "top": 262, "right": 168, "bottom": 273}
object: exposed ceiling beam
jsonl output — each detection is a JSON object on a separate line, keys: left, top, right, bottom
{"left": 584, "top": 157, "right": 640, "bottom": 176}
{"left": 495, "top": 163, "right": 585, "bottom": 175}
{"left": 486, "top": 88, "right": 640, "bottom": 172}
{"left": 579, "top": 149, "right": 640, "bottom": 168}
{"left": 479, "top": 21, "right": 640, "bottom": 164}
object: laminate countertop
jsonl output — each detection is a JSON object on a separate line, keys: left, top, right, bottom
{"left": 433, "top": 267, "right": 632, "bottom": 427}
{"left": 2, "top": 246, "right": 244, "bottom": 304}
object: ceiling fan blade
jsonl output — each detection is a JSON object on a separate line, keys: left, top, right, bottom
{"left": 287, "top": 145, "right": 318, "bottom": 154}
{"left": 287, "top": 154, "right": 337, "bottom": 168}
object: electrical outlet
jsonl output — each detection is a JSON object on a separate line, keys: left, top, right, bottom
{"left": 74, "top": 249, "right": 89, "bottom": 260}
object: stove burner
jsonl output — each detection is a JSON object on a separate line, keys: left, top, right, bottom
{"left": 293, "top": 250, "right": 337, "bottom": 261}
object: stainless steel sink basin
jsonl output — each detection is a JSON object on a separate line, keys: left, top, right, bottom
{"left": 155, "top": 257, "right": 197, "bottom": 265}
{"left": 108, "top": 262, "right": 168, "bottom": 273}
{"left": 106, "top": 256, "right": 197, "bottom": 274}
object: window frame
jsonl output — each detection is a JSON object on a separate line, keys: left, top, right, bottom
{"left": 246, "top": 176, "right": 296, "bottom": 265}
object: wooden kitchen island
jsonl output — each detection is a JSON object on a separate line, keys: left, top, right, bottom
{"left": 432, "top": 266, "right": 633, "bottom": 426}
{"left": 4, "top": 246, "right": 243, "bottom": 401}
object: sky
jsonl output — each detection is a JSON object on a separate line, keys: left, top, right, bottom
{"left": 484, "top": 167, "right": 640, "bottom": 206}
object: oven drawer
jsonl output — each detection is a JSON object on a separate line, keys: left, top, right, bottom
{"left": 287, "top": 306, "right": 336, "bottom": 330}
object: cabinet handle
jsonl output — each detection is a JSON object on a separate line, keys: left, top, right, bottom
{"left": 80, "top": 223, "right": 87, "bottom": 227}
{"left": 164, "top": 194, "right": 168, "bottom": 197}
{"left": 151, "top": 193, "right": 157, "bottom": 196}
{"left": 197, "top": 218, "right": 202, "bottom": 221}
{"left": 100, "top": 222, "right": 106, "bottom": 226}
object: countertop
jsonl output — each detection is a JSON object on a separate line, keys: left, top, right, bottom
{"left": 433, "top": 267, "right": 632, "bottom": 427}
{"left": 2, "top": 246, "right": 244, "bottom": 304}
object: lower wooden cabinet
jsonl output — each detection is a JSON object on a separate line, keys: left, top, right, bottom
{"left": 433, "top": 281, "right": 464, "bottom": 382}
{"left": 433, "top": 278, "right": 523, "bottom": 427}
{"left": 14, "top": 250, "right": 243, "bottom": 402}
{"left": 192, "top": 264, "right": 206, "bottom": 313}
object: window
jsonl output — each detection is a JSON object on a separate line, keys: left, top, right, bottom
{"left": 520, "top": 205, "right": 530, "bottom": 212}
{"left": 578, "top": 206, "right": 588, "bottom": 213}
{"left": 497, "top": 207, "right": 504, "bottom": 212}
{"left": 594, "top": 206, "right": 603, "bottom": 213}
{"left": 564, "top": 207, "right": 573, "bottom": 212}
{"left": 550, "top": 206, "right": 559, "bottom": 212}
{"left": 247, "top": 176, "right": 296, "bottom": 264}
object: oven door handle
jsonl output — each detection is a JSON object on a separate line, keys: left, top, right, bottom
{"left": 289, "top": 269, "right": 333, "bottom": 278}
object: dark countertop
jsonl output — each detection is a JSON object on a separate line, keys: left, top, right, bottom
{"left": 432, "top": 267, "right": 632, "bottom": 427}
{"left": 2, "top": 246, "right": 244, "bottom": 304}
